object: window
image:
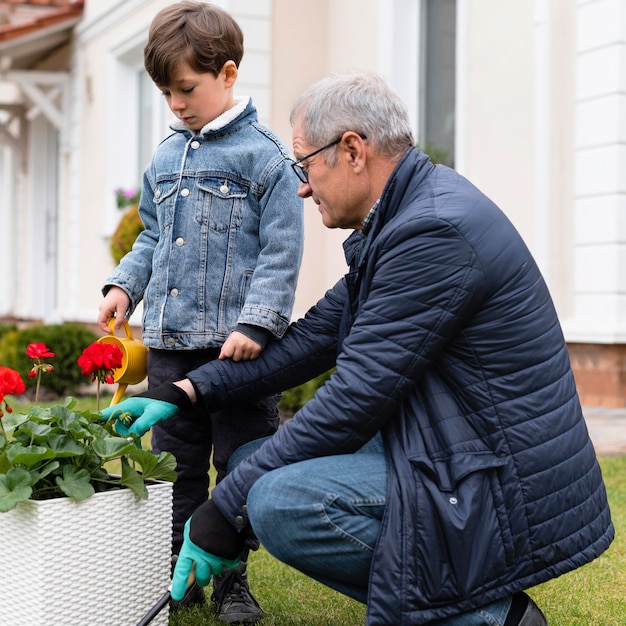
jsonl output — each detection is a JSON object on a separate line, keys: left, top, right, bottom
{"left": 420, "top": 0, "right": 456, "bottom": 166}
{"left": 138, "top": 69, "right": 155, "bottom": 177}
{"left": 106, "top": 43, "right": 170, "bottom": 229}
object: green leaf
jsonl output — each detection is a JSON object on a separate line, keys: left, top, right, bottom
{"left": 67, "top": 421, "right": 95, "bottom": 441}
{"left": 132, "top": 448, "right": 178, "bottom": 482}
{"left": 51, "top": 405, "right": 88, "bottom": 431}
{"left": 26, "top": 405, "right": 54, "bottom": 420}
{"left": 47, "top": 434, "right": 86, "bottom": 458}
{"left": 0, "top": 468, "right": 33, "bottom": 512}
{"left": 1, "top": 412, "right": 29, "bottom": 431}
{"left": 56, "top": 465, "right": 95, "bottom": 501}
{"left": 120, "top": 457, "right": 148, "bottom": 500}
{"left": 92, "top": 435, "right": 136, "bottom": 461}
{"left": 31, "top": 460, "right": 60, "bottom": 483}
{"left": 10, "top": 420, "right": 52, "bottom": 442}
{"left": 6, "top": 443, "right": 55, "bottom": 467}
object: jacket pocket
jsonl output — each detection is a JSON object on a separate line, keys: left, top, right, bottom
{"left": 409, "top": 451, "right": 514, "bottom": 600}
{"left": 153, "top": 180, "right": 179, "bottom": 227}
{"left": 196, "top": 177, "right": 247, "bottom": 232}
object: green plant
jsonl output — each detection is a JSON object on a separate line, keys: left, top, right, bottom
{"left": 417, "top": 141, "right": 450, "bottom": 166}
{"left": 110, "top": 203, "right": 144, "bottom": 264}
{"left": 0, "top": 395, "right": 177, "bottom": 513}
{"left": 278, "top": 369, "right": 334, "bottom": 416}
{"left": 0, "top": 324, "right": 99, "bottom": 396}
{"left": 0, "top": 323, "right": 17, "bottom": 344}
{"left": 115, "top": 187, "right": 141, "bottom": 209}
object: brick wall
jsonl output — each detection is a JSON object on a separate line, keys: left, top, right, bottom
{"left": 568, "top": 343, "right": 626, "bottom": 408}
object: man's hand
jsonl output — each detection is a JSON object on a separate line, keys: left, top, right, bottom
{"left": 99, "top": 382, "right": 192, "bottom": 436}
{"left": 171, "top": 519, "right": 240, "bottom": 601}
{"left": 171, "top": 499, "right": 246, "bottom": 600}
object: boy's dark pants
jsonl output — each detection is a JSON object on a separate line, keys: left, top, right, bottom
{"left": 148, "top": 348, "right": 279, "bottom": 553}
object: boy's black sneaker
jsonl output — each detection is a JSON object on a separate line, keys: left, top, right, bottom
{"left": 211, "top": 562, "right": 263, "bottom": 624}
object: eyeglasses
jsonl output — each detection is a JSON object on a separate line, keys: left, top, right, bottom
{"left": 291, "top": 133, "right": 367, "bottom": 183}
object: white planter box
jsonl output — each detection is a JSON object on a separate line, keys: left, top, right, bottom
{"left": 0, "top": 481, "right": 173, "bottom": 626}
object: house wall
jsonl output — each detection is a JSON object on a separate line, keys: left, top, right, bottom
{"left": 272, "top": 0, "right": 382, "bottom": 316}
{"left": 2, "top": 0, "right": 625, "bottom": 405}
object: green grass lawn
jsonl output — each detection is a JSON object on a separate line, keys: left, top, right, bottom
{"left": 170, "top": 456, "right": 626, "bottom": 626}
{"left": 10, "top": 397, "right": 625, "bottom": 624}
{"left": 529, "top": 455, "right": 626, "bottom": 626}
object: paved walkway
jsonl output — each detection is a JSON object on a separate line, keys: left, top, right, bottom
{"left": 583, "top": 406, "right": 626, "bottom": 456}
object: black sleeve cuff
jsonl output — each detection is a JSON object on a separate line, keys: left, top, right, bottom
{"left": 136, "top": 382, "right": 192, "bottom": 412}
{"left": 235, "top": 323, "right": 270, "bottom": 349}
{"left": 189, "top": 499, "right": 245, "bottom": 559}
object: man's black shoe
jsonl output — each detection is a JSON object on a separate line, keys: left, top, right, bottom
{"left": 211, "top": 562, "right": 263, "bottom": 624}
{"left": 504, "top": 592, "right": 548, "bottom": 626}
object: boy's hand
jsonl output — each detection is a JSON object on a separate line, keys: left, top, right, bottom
{"left": 98, "top": 287, "right": 131, "bottom": 333}
{"left": 219, "top": 331, "right": 262, "bottom": 361}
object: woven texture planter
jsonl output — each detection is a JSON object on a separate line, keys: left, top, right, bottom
{"left": 1, "top": 480, "right": 173, "bottom": 626}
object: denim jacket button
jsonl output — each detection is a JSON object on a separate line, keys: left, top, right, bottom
{"left": 180, "top": 188, "right": 190, "bottom": 197}
{"left": 190, "top": 140, "right": 200, "bottom": 149}
{"left": 220, "top": 183, "right": 229, "bottom": 194}
{"left": 170, "top": 288, "right": 179, "bottom": 297}
{"left": 175, "top": 237, "right": 185, "bottom": 246}
{"left": 234, "top": 515, "right": 245, "bottom": 526}
{"left": 165, "top": 337, "right": 176, "bottom": 347}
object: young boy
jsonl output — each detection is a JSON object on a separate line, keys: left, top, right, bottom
{"left": 97, "top": 2, "right": 303, "bottom": 622}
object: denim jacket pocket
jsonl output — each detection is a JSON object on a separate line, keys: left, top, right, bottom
{"left": 196, "top": 176, "right": 247, "bottom": 232}
{"left": 153, "top": 180, "right": 179, "bottom": 227}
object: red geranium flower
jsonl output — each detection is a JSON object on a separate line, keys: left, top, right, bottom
{"left": 0, "top": 366, "right": 26, "bottom": 419}
{"left": 77, "top": 342, "right": 124, "bottom": 384}
{"left": 26, "top": 342, "right": 55, "bottom": 403}
{"left": 77, "top": 342, "right": 124, "bottom": 411}
{"left": 26, "top": 342, "right": 55, "bottom": 360}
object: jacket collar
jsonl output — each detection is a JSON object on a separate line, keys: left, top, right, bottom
{"left": 168, "top": 96, "right": 255, "bottom": 139}
{"left": 342, "top": 147, "right": 433, "bottom": 267}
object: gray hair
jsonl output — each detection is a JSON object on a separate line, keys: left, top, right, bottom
{"left": 290, "top": 71, "right": 414, "bottom": 164}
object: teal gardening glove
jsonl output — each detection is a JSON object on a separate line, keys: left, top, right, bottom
{"left": 99, "top": 382, "right": 192, "bottom": 437}
{"left": 171, "top": 500, "right": 244, "bottom": 601}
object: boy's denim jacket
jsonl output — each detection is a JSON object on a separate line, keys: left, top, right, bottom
{"left": 104, "top": 98, "right": 304, "bottom": 350}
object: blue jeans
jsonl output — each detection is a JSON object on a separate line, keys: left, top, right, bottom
{"left": 229, "top": 434, "right": 513, "bottom": 625}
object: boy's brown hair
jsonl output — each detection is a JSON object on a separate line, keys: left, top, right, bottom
{"left": 144, "top": 1, "right": 244, "bottom": 86}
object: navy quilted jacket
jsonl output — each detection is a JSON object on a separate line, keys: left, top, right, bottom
{"left": 191, "top": 147, "right": 614, "bottom": 625}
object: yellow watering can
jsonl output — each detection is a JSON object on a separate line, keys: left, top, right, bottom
{"left": 97, "top": 320, "right": 148, "bottom": 405}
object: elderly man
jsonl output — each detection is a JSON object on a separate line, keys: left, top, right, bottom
{"left": 104, "top": 72, "right": 613, "bottom": 625}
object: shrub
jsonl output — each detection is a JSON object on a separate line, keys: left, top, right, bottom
{"left": 110, "top": 204, "right": 144, "bottom": 265}
{"left": 0, "top": 324, "right": 99, "bottom": 397}
{"left": 278, "top": 369, "right": 334, "bottom": 416}
{"left": 0, "top": 323, "right": 17, "bottom": 344}
{"left": 417, "top": 141, "right": 450, "bottom": 166}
